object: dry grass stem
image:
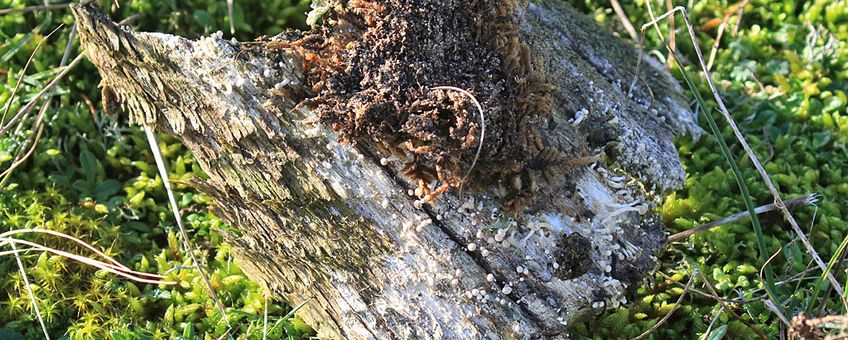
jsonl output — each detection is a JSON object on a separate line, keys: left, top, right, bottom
{"left": 8, "top": 239, "right": 50, "bottom": 339}
{"left": 633, "top": 269, "right": 697, "bottom": 340}
{"left": 432, "top": 86, "right": 486, "bottom": 198}
{"left": 610, "top": 0, "right": 639, "bottom": 42}
{"left": 668, "top": 194, "right": 818, "bottom": 242}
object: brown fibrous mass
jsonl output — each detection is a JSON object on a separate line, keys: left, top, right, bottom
{"left": 280, "top": 0, "right": 586, "bottom": 211}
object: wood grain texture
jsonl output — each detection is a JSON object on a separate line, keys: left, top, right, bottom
{"left": 72, "top": 1, "right": 698, "bottom": 338}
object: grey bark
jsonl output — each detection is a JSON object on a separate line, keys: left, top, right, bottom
{"left": 72, "top": 1, "right": 698, "bottom": 338}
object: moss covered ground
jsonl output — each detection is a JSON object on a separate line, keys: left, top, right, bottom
{"left": 1, "top": 0, "right": 847, "bottom": 339}
{"left": 1, "top": 1, "right": 313, "bottom": 338}
{"left": 569, "top": 0, "right": 848, "bottom": 338}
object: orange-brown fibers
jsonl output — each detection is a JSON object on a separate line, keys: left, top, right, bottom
{"left": 283, "top": 0, "right": 587, "bottom": 212}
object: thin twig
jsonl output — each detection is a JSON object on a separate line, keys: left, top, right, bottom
{"left": 662, "top": 257, "right": 846, "bottom": 307}
{"left": 0, "top": 12, "right": 138, "bottom": 138}
{"left": 666, "top": 0, "right": 676, "bottom": 66}
{"left": 707, "top": 0, "right": 751, "bottom": 71}
{"left": 667, "top": 194, "right": 818, "bottom": 242}
{"left": 645, "top": 0, "right": 665, "bottom": 41}
{"left": 0, "top": 26, "right": 80, "bottom": 189}
{"left": 0, "top": 54, "right": 83, "bottom": 135}
{"left": 0, "top": 238, "right": 176, "bottom": 285}
{"left": 0, "top": 121, "right": 45, "bottom": 189}
{"left": 633, "top": 269, "right": 697, "bottom": 340}
{"left": 659, "top": 271, "right": 763, "bottom": 304}
{"left": 1, "top": 24, "right": 64, "bottom": 129}
{"left": 610, "top": 0, "right": 639, "bottom": 42}
{"left": 0, "top": 229, "right": 169, "bottom": 280}
{"left": 696, "top": 268, "right": 768, "bottom": 339}
{"left": 700, "top": 306, "right": 724, "bottom": 340}
{"left": 1, "top": 14, "right": 138, "bottom": 186}
{"left": 14, "top": 24, "right": 76, "bottom": 136}
{"left": 0, "top": 229, "right": 157, "bottom": 277}
{"left": 1, "top": 28, "right": 55, "bottom": 124}
{"left": 764, "top": 299, "right": 792, "bottom": 326}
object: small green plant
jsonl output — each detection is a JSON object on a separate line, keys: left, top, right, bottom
{"left": 568, "top": 0, "right": 848, "bottom": 338}
{"left": 0, "top": 1, "right": 313, "bottom": 338}
{"left": 4, "top": 0, "right": 848, "bottom": 338}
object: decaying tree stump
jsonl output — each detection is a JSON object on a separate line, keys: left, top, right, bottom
{"left": 72, "top": 1, "right": 700, "bottom": 338}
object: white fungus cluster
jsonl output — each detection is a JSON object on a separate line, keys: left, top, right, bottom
{"left": 569, "top": 168, "right": 651, "bottom": 275}
{"left": 570, "top": 107, "right": 589, "bottom": 127}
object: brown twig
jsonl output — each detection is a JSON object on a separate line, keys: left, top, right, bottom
{"left": 695, "top": 268, "right": 768, "bottom": 339}
{"left": 706, "top": 0, "right": 751, "bottom": 70}
{"left": 633, "top": 269, "right": 697, "bottom": 340}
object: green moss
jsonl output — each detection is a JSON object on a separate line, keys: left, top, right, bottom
{"left": 4, "top": 0, "right": 848, "bottom": 338}
{"left": 0, "top": 0, "right": 312, "bottom": 338}
{"left": 568, "top": 0, "right": 848, "bottom": 338}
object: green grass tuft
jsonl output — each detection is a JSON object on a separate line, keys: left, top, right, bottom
{"left": 0, "top": 1, "right": 313, "bottom": 339}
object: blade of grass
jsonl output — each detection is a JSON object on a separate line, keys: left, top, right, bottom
{"left": 263, "top": 294, "right": 269, "bottom": 340}
{"left": 281, "top": 299, "right": 309, "bottom": 321}
{"left": 227, "top": 0, "right": 235, "bottom": 35}
{"left": 144, "top": 125, "right": 231, "bottom": 327}
{"left": 1, "top": 33, "right": 33, "bottom": 63}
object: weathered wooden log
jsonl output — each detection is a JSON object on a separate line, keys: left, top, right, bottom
{"left": 72, "top": 1, "right": 699, "bottom": 338}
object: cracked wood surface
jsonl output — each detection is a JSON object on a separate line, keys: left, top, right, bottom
{"left": 72, "top": 1, "right": 698, "bottom": 338}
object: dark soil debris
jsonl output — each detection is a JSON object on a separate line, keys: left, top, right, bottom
{"left": 554, "top": 233, "right": 593, "bottom": 280}
{"left": 281, "top": 0, "right": 588, "bottom": 211}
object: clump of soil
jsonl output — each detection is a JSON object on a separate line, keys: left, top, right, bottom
{"left": 287, "top": 0, "right": 582, "bottom": 211}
